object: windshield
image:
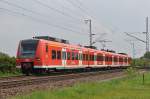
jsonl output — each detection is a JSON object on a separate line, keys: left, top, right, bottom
{"left": 19, "top": 40, "right": 39, "bottom": 58}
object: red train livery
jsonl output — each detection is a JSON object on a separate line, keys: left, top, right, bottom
{"left": 16, "top": 36, "right": 131, "bottom": 74}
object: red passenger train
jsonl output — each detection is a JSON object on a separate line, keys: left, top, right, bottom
{"left": 16, "top": 36, "right": 131, "bottom": 75}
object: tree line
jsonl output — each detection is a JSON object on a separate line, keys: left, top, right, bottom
{"left": 132, "top": 52, "right": 150, "bottom": 67}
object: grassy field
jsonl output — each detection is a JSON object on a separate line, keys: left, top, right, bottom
{"left": 13, "top": 72, "right": 150, "bottom": 99}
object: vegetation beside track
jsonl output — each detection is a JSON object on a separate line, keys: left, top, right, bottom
{"left": 131, "top": 52, "right": 150, "bottom": 67}
{"left": 0, "top": 52, "right": 21, "bottom": 77}
{"left": 13, "top": 71, "right": 150, "bottom": 99}
{"left": 0, "top": 71, "right": 21, "bottom": 77}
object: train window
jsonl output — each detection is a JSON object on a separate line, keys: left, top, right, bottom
{"left": 119, "top": 58, "right": 123, "bottom": 62}
{"left": 86, "top": 54, "right": 88, "bottom": 61}
{"left": 75, "top": 53, "right": 78, "bottom": 60}
{"left": 57, "top": 51, "right": 61, "bottom": 59}
{"left": 72, "top": 52, "right": 75, "bottom": 60}
{"left": 97, "top": 55, "right": 103, "bottom": 61}
{"left": 109, "top": 57, "right": 112, "bottom": 62}
{"left": 101, "top": 56, "right": 104, "bottom": 61}
{"left": 90, "top": 55, "right": 93, "bottom": 61}
{"left": 62, "top": 51, "right": 66, "bottom": 60}
{"left": 52, "top": 50, "right": 56, "bottom": 59}
{"left": 78, "top": 54, "right": 80, "bottom": 60}
{"left": 78, "top": 54, "right": 81, "bottom": 60}
{"left": 91, "top": 55, "right": 93, "bottom": 61}
{"left": 67, "top": 52, "right": 70, "bottom": 60}
{"left": 105, "top": 56, "right": 109, "bottom": 62}
{"left": 90, "top": 55, "right": 92, "bottom": 61}
{"left": 80, "top": 54, "right": 83, "bottom": 60}
{"left": 46, "top": 44, "right": 48, "bottom": 53}
{"left": 97, "top": 55, "right": 99, "bottom": 61}
{"left": 114, "top": 57, "right": 118, "bottom": 62}
{"left": 125, "top": 58, "right": 128, "bottom": 62}
{"left": 92, "top": 55, "right": 94, "bottom": 61}
{"left": 83, "top": 54, "right": 86, "bottom": 61}
{"left": 94, "top": 55, "right": 97, "bottom": 61}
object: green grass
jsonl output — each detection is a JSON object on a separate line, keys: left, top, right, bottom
{"left": 13, "top": 72, "right": 150, "bottom": 99}
{"left": 0, "top": 71, "right": 21, "bottom": 77}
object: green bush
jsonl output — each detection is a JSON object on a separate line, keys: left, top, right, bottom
{"left": 0, "top": 52, "right": 16, "bottom": 72}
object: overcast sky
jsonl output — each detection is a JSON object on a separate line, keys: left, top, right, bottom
{"left": 0, "top": 0, "right": 149, "bottom": 57}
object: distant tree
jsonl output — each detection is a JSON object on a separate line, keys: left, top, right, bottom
{"left": 143, "top": 52, "right": 150, "bottom": 59}
{"left": 0, "top": 52, "right": 9, "bottom": 57}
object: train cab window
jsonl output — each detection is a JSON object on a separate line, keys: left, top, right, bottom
{"left": 67, "top": 52, "right": 71, "bottom": 60}
{"left": 57, "top": 51, "right": 61, "bottom": 59}
{"left": 62, "top": 51, "right": 66, "bottom": 60}
{"left": 72, "top": 52, "right": 75, "bottom": 60}
{"left": 46, "top": 44, "right": 48, "bottom": 53}
{"left": 19, "top": 39, "right": 39, "bottom": 58}
{"left": 52, "top": 50, "right": 56, "bottom": 59}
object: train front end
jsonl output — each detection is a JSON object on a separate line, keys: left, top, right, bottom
{"left": 16, "top": 39, "right": 39, "bottom": 75}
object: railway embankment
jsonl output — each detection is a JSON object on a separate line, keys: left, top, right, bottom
{"left": 0, "top": 68, "right": 147, "bottom": 99}
{"left": 13, "top": 70, "right": 150, "bottom": 99}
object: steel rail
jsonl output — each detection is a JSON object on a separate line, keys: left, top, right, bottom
{"left": 0, "top": 69, "right": 123, "bottom": 89}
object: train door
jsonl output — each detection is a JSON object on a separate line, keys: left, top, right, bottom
{"left": 62, "top": 48, "right": 67, "bottom": 68}
{"left": 112, "top": 55, "right": 114, "bottom": 66}
{"left": 117, "top": 56, "right": 120, "bottom": 66}
{"left": 127, "top": 57, "right": 129, "bottom": 66}
{"left": 79, "top": 50, "right": 82, "bottom": 67}
{"left": 94, "top": 52, "right": 97, "bottom": 66}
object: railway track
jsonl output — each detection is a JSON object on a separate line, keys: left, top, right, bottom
{"left": 0, "top": 69, "right": 123, "bottom": 89}
{"left": 0, "top": 75, "right": 27, "bottom": 81}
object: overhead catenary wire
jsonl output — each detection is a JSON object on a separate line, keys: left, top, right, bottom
{"left": 0, "top": 0, "right": 83, "bottom": 30}
{"left": 0, "top": 0, "right": 85, "bottom": 34}
{"left": 0, "top": 0, "right": 45, "bottom": 18}
{"left": 0, "top": 7, "right": 84, "bottom": 34}
{"left": 32, "top": 0, "right": 86, "bottom": 31}
{"left": 65, "top": 0, "right": 88, "bottom": 15}
{"left": 0, "top": 0, "right": 116, "bottom": 37}
{"left": 65, "top": 0, "right": 100, "bottom": 22}
{"left": 65, "top": 0, "right": 114, "bottom": 35}
{"left": 54, "top": 0, "right": 86, "bottom": 20}
{"left": 0, "top": 0, "right": 79, "bottom": 22}
{"left": 33, "top": 0, "right": 82, "bottom": 22}
{"left": 68, "top": 0, "right": 119, "bottom": 34}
